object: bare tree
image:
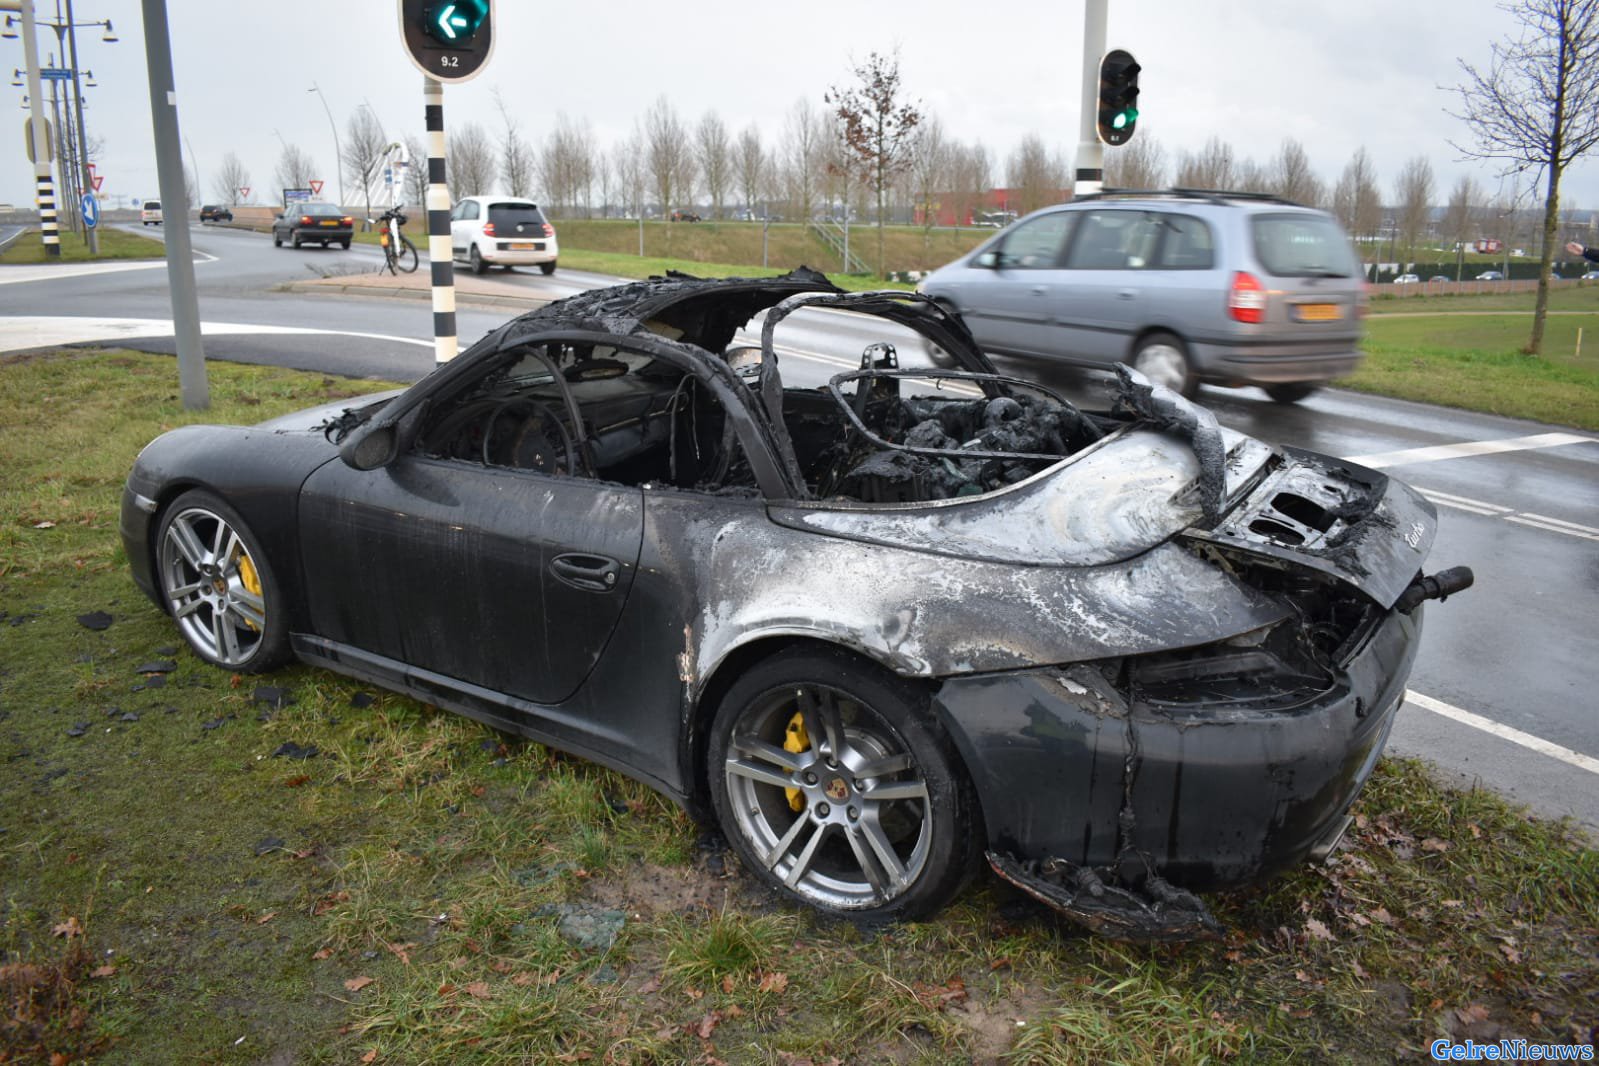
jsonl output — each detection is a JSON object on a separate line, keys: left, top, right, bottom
{"left": 947, "top": 141, "right": 992, "bottom": 227}
{"left": 644, "top": 96, "right": 696, "bottom": 218}
{"left": 1395, "top": 156, "right": 1436, "bottom": 260}
{"left": 274, "top": 144, "right": 317, "bottom": 194}
{"left": 1449, "top": 0, "right": 1599, "bottom": 353}
{"left": 214, "top": 151, "right": 250, "bottom": 204}
{"left": 695, "top": 111, "right": 733, "bottom": 220}
{"left": 1332, "top": 147, "right": 1383, "bottom": 249}
{"left": 826, "top": 49, "right": 923, "bottom": 272}
{"left": 1269, "top": 139, "right": 1324, "bottom": 206}
{"left": 779, "top": 99, "right": 823, "bottom": 222}
{"left": 1174, "top": 136, "right": 1235, "bottom": 189}
{"left": 909, "top": 115, "right": 949, "bottom": 229}
{"left": 1444, "top": 175, "right": 1480, "bottom": 250}
{"left": 735, "top": 124, "right": 768, "bottom": 217}
{"left": 494, "top": 89, "right": 535, "bottom": 198}
{"left": 402, "top": 134, "right": 428, "bottom": 209}
{"left": 1006, "top": 133, "right": 1067, "bottom": 217}
{"left": 595, "top": 152, "right": 614, "bottom": 218}
{"left": 342, "top": 108, "right": 388, "bottom": 226}
{"left": 447, "top": 121, "right": 497, "bottom": 199}
{"left": 1102, "top": 136, "right": 1166, "bottom": 189}
{"left": 614, "top": 130, "right": 647, "bottom": 220}
{"left": 1234, "top": 158, "right": 1273, "bottom": 193}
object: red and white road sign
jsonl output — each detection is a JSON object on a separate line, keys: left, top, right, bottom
{"left": 308, "top": 179, "right": 324, "bottom": 195}
{"left": 240, "top": 186, "right": 251, "bottom": 199}
{"left": 91, "top": 175, "right": 103, "bottom": 191}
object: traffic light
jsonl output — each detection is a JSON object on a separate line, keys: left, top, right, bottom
{"left": 398, "top": 0, "right": 495, "bottom": 83}
{"left": 1096, "top": 49, "right": 1140, "bottom": 146}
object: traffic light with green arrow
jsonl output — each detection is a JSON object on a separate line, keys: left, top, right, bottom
{"left": 398, "top": 0, "right": 495, "bottom": 83}
{"left": 1096, "top": 49, "right": 1140, "bottom": 146}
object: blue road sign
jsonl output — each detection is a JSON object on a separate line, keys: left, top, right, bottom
{"left": 38, "top": 68, "right": 73, "bottom": 81}
{"left": 80, "top": 192, "right": 98, "bottom": 229}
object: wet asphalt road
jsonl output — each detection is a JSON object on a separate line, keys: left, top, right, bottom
{"left": 2, "top": 221, "right": 1595, "bottom": 833}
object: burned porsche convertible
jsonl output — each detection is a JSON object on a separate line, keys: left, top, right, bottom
{"left": 121, "top": 269, "right": 1471, "bottom": 937}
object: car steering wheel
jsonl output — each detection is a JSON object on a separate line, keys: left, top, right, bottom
{"left": 481, "top": 398, "right": 575, "bottom": 474}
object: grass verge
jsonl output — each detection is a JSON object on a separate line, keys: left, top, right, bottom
{"left": 0, "top": 227, "right": 165, "bottom": 264}
{"left": 1354, "top": 313, "right": 1599, "bottom": 429}
{"left": 2, "top": 349, "right": 1595, "bottom": 1063}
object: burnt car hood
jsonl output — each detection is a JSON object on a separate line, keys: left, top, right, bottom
{"left": 255, "top": 391, "right": 404, "bottom": 434}
{"left": 775, "top": 431, "right": 1434, "bottom": 609}
{"left": 772, "top": 425, "right": 1275, "bottom": 566}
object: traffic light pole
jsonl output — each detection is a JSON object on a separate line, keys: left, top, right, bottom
{"left": 423, "top": 75, "right": 456, "bottom": 366}
{"left": 1074, "top": 0, "right": 1108, "bottom": 198}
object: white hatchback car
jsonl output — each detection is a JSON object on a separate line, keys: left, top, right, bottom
{"left": 450, "top": 196, "right": 558, "bottom": 275}
{"left": 140, "top": 200, "right": 163, "bottom": 226}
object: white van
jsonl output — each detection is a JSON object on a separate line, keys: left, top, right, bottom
{"left": 141, "top": 200, "right": 163, "bottom": 226}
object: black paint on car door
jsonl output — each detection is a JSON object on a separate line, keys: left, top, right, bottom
{"left": 297, "top": 457, "right": 643, "bottom": 706}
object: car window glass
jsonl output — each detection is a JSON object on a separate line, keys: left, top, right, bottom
{"left": 489, "top": 203, "right": 547, "bottom": 233}
{"left": 1251, "top": 213, "right": 1358, "bottom": 278}
{"left": 995, "top": 213, "right": 1073, "bottom": 269}
{"left": 1065, "top": 210, "right": 1161, "bottom": 270}
{"left": 1154, "top": 214, "right": 1215, "bottom": 270}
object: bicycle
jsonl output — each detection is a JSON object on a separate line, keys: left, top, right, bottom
{"left": 373, "top": 206, "right": 419, "bottom": 275}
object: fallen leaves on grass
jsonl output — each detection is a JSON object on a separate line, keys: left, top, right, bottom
{"left": 51, "top": 917, "right": 83, "bottom": 939}
{"left": 344, "top": 976, "right": 375, "bottom": 993}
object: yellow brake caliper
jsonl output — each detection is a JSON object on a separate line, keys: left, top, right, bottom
{"left": 237, "top": 553, "right": 262, "bottom": 631}
{"left": 783, "top": 711, "right": 810, "bottom": 812}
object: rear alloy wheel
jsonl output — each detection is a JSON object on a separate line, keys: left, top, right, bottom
{"left": 1131, "top": 333, "right": 1196, "bottom": 398}
{"left": 155, "top": 490, "right": 288, "bottom": 673}
{"left": 291, "top": 232, "right": 302, "bottom": 249}
{"left": 539, "top": 260, "right": 557, "bottom": 276}
{"left": 273, "top": 231, "right": 282, "bottom": 247}
{"left": 921, "top": 300, "right": 959, "bottom": 367}
{"left": 1264, "top": 382, "right": 1319, "bottom": 404}
{"left": 709, "top": 648, "right": 979, "bottom": 920}
{"left": 470, "top": 245, "right": 487, "bottom": 275}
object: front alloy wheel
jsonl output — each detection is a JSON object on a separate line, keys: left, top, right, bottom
{"left": 155, "top": 491, "right": 287, "bottom": 672}
{"left": 709, "top": 649, "right": 978, "bottom": 919}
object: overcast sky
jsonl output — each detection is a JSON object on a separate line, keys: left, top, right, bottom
{"left": 2, "top": 0, "right": 1590, "bottom": 218}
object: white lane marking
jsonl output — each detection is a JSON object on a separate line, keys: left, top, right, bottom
{"left": 1417, "top": 491, "right": 1505, "bottom": 517}
{"left": 1345, "top": 431, "right": 1592, "bottom": 469}
{"left": 0, "top": 247, "right": 217, "bottom": 286}
{"left": 1414, "top": 487, "right": 1599, "bottom": 542}
{"left": 1406, "top": 690, "right": 1599, "bottom": 777}
{"left": 0, "top": 315, "right": 430, "bottom": 353}
{"left": 1503, "top": 515, "right": 1599, "bottom": 541}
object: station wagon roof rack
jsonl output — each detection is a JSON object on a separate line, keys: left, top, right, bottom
{"left": 1071, "top": 187, "right": 1306, "bottom": 208}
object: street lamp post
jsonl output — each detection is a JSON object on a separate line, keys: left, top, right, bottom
{"left": 3, "top": 2, "right": 115, "bottom": 253}
{"left": 308, "top": 82, "right": 344, "bottom": 208}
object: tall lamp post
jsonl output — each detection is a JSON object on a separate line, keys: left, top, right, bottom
{"left": 2, "top": 2, "right": 115, "bottom": 253}
{"left": 308, "top": 82, "right": 344, "bottom": 208}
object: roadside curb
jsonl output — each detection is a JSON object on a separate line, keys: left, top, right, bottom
{"left": 278, "top": 279, "right": 548, "bottom": 312}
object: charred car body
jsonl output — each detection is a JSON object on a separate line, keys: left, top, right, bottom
{"left": 120, "top": 269, "right": 1470, "bottom": 936}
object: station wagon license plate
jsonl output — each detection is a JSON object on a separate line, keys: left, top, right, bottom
{"left": 1295, "top": 303, "right": 1342, "bottom": 322}
{"left": 319, "top": 220, "right": 339, "bottom": 227}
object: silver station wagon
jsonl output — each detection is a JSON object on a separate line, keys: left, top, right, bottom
{"left": 918, "top": 190, "right": 1367, "bottom": 404}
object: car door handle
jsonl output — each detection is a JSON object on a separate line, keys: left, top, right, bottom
{"left": 550, "top": 553, "right": 620, "bottom": 592}
{"left": 1030, "top": 285, "right": 1047, "bottom": 295}
{"left": 1117, "top": 289, "right": 1137, "bottom": 299}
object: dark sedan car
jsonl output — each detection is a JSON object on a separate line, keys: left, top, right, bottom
{"left": 120, "top": 270, "right": 1469, "bottom": 937}
{"left": 272, "top": 202, "right": 353, "bottom": 249}
{"left": 199, "top": 204, "right": 233, "bottom": 223}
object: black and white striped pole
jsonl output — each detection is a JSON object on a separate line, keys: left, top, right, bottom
{"left": 11, "top": 0, "right": 61, "bottom": 257}
{"left": 423, "top": 76, "right": 455, "bottom": 365}
{"left": 398, "top": 0, "right": 496, "bottom": 368}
